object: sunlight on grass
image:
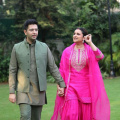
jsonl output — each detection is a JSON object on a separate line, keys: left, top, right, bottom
{"left": 0, "top": 77, "right": 120, "bottom": 120}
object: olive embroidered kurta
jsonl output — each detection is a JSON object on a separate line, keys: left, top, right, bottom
{"left": 9, "top": 39, "right": 66, "bottom": 105}
{"left": 16, "top": 42, "right": 46, "bottom": 105}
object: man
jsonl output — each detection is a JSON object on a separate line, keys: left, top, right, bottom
{"left": 9, "top": 19, "right": 65, "bottom": 120}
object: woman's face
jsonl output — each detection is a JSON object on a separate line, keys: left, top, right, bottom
{"left": 73, "top": 29, "right": 84, "bottom": 43}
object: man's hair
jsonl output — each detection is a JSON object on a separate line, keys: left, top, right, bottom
{"left": 23, "top": 19, "right": 38, "bottom": 30}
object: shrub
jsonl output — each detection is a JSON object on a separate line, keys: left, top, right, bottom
{"left": 47, "top": 72, "right": 55, "bottom": 83}
{"left": 0, "top": 48, "right": 10, "bottom": 82}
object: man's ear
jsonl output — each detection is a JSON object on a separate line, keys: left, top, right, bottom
{"left": 24, "top": 30, "right": 27, "bottom": 35}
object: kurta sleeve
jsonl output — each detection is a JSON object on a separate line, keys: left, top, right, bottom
{"left": 9, "top": 46, "right": 18, "bottom": 94}
{"left": 93, "top": 48, "right": 104, "bottom": 61}
{"left": 47, "top": 47, "right": 66, "bottom": 88}
{"left": 59, "top": 50, "right": 66, "bottom": 80}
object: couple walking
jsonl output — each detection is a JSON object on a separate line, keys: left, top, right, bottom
{"left": 9, "top": 19, "right": 110, "bottom": 120}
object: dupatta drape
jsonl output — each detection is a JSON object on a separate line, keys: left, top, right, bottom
{"left": 51, "top": 43, "right": 110, "bottom": 120}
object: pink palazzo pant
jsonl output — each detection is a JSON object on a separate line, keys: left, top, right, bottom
{"left": 60, "top": 70, "right": 92, "bottom": 120}
{"left": 61, "top": 99, "right": 92, "bottom": 120}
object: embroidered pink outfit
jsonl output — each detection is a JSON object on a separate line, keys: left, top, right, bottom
{"left": 51, "top": 43, "right": 110, "bottom": 120}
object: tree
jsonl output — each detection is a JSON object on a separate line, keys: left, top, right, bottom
{"left": 1, "top": 0, "right": 120, "bottom": 77}
{"left": 2, "top": 0, "right": 118, "bottom": 43}
{"left": 3, "top": 0, "right": 67, "bottom": 42}
{"left": 55, "top": 0, "right": 109, "bottom": 46}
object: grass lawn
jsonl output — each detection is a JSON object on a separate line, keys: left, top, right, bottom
{"left": 0, "top": 77, "right": 120, "bottom": 120}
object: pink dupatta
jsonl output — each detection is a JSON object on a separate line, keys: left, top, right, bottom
{"left": 51, "top": 43, "right": 110, "bottom": 120}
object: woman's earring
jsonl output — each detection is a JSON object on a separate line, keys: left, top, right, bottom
{"left": 82, "top": 40, "right": 84, "bottom": 43}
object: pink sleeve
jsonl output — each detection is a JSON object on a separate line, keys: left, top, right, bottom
{"left": 93, "top": 48, "right": 104, "bottom": 61}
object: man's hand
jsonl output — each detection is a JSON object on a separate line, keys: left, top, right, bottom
{"left": 57, "top": 85, "right": 65, "bottom": 97}
{"left": 9, "top": 94, "right": 16, "bottom": 103}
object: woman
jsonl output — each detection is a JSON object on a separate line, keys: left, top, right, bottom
{"left": 51, "top": 28, "right": 110, "bottom": 120}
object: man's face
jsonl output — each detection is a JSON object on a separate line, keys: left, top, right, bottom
{"left": 24, "top": 24, "right": 38, "bottom": 43}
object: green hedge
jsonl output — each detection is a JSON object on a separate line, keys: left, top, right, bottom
{"left": 0, "top": 48, "right": 10, "bottom": 82}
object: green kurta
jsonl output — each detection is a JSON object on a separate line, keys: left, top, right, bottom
{"left": 16, "top": 42, "right": 46, "bottom": 105}
{"left": 9, "top": 39, "right": 66, "bottom": 94}
{"left": 9, "top": 39, "right": 66, "bottom": 105}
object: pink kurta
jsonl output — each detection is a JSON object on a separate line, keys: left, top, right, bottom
{"left": 51, "top": 43, "right": 110, "bottom": 120}
{"left": 68, "top": 48, "right": 91, "bottom": 103}
{"left": 61, "top": 48, "right": 92, "bottom": 120}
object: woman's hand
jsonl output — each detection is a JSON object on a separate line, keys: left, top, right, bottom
{"left": 84, "top": 34, "right": 92, "bottom": 44}
{"left": 84, "top": 34, "right": 97, "bottom": 51}
{"left": 57, "top": 84, "right": 64, "bottom": 97}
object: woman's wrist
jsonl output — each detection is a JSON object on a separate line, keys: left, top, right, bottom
{"left": 89, "top": 42, "right": 97, "bottom": 51}
{"left": 88, "top": 41, "right": 93, "bottom": 46}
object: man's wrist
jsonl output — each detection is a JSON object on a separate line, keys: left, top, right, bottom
{"left": 59, "top": 81, "right": 66, "bottom": 88}
{"left": 9, "top": 88, "right": 15, "bottom": 94}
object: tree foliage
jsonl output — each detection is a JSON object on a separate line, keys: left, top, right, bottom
{"left": 3, "top": 0, "right": 68, "bottom": 42}
{"left": 0, "top": 0, "right": 120, "bottom": 80}
{"left": 0, "top": 45, "right": 10, "bottom": 82}
{"left": 104, "top": 33, "right": 120, "bottom": 76}
{"left": 1, "top": 0, "right": 118, "bottom": 42}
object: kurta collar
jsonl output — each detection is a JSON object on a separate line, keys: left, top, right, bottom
{"left": 24, "top": 38, "right": 36, "bottom": 45}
